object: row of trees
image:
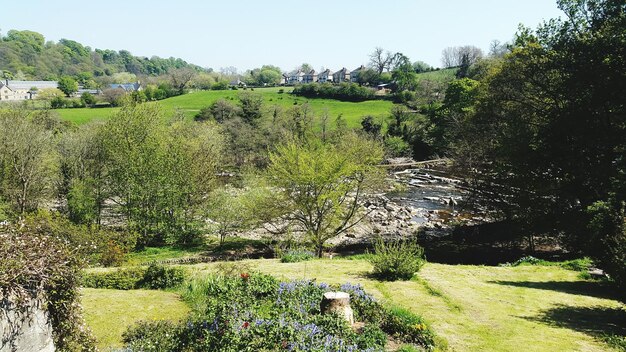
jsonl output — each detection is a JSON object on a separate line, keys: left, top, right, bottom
{"left": 0, "top": 30, "right": 207, "bottom": 80}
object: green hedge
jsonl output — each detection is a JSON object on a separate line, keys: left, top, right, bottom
{"left": 82, "top": 264, "right": 185, "bottom": 290}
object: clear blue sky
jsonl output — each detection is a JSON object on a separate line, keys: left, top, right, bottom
{"left": 2, "top": 0, "right": 565, "bottom": 72}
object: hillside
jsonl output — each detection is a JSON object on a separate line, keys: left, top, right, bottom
{"left": 55, "top": 87, "right": 396, "bottom": 128}
{"left": 0, "top": 29, "right": 206, "bottom": 81}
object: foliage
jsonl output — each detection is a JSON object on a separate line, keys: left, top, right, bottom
{"left": 455, "top": 0, "right": 626, "bottom": 277}
{"left": 368, "top": 237, "right": 426, "bottom": 281}
{"left": 0, "top": 221, "right": 97, "bottom": 351}
{"left": 22, "top": 210, "right": 137, "bottom": 267}
{"left": 58, "top": 76, "right": 78, "bottom": 97}
{"left": 266, "top": 134, "right": 385, "bottom": 257}
{"left": 280, "top": 249, "right": 316, "bottom": 263}
{"left": 382, "top": 306, "right": 436, "bottom": 348}
{"left": 0, "top": 29, "right": 207, "bottom": 81}
{"left": 501, "top": 256, "right": 594, "bottom": 272}
{"left": 140, "top": 264, "right": 186, "bottom": 289}
{"left": 82, "top": 267, "right": 146, "bottom": 290}
{"left": 384, "top": 136, "right": 411, "bottom": 157}
{"left": 292, "top": 83, "right": 376, "bottom": 102}
{"left": 82, "top": 264, "right": 185, "bottom": 290}
{"left": 98, "top": 102, "right": 223, "bottom": 245}
{"left": 0, "top": 109, "right": 58, "bottom": 214}
{"left": 125, "top": 273, "right": 438, "bottom": 351}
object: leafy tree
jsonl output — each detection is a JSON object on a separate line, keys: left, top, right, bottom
{"left": 266, "top": 134, "right": 385, "bottom": 257}
{"left": 80, "top": 92, "right": 96, "bottom": 106}
{"left": 238, "top": 91, "right": 264, "bottom": 124}
{"left": 195, "top": 99, "right": 241, "bottom": 122}
{"left": 0, "top": 109, "right": 59, "bottom": 214}
{"left": 412, "top": 61, "right": 433, "bottom": 73}
{"left": 458, "top": 0, "right": 625, "bottom": 276}
{"left": 361, "top": 115, "right": 382, "bottom": 138}
{"left": 57, "top": 76, "right": 78, "bottom": 97}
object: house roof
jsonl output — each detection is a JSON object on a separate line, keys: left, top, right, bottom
{"left": 4, "top": 80, "right": 58, "bottom": 90}
{"left": 352, "top": 65, "right": 366, "bottom": 72}
{"left": 109, "top": 83, "right": 140, "bottom": 91}
{"left": 333, "top": 67, "right": 349, "bottom": 75}
{"left": 318, "top": 69, "right": 331, "bottom": 75}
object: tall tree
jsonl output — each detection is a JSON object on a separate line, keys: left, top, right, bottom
{"left": 0, "top": 109, "right": 59, "bottom": 214}
{"left": 459, "top": 0, "right": 625, "bottom": 282}
{"left": 369, "top": 47, "right": 393, "bottom": 74}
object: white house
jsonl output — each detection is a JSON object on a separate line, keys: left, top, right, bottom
{"left": 288, "top": 70, "right": 305, "bottom": 85}
{"left": 317, "top": 69, "right": 332, "bottom": 83}
{"left": 0, "top": 80, "right": 58, "bottom": 101}
{"left": 302, "top": 69, "right": 317, "bottom": 83}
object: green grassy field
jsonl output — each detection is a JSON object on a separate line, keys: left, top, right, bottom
{"left": 81, "top": 258, "right": 625, "bottom": 351}
{"left": 55, "top": 87, "right": 395, "bottom": 128}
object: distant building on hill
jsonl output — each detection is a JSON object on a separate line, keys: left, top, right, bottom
{"left": 0, "top": 80, "right": 58, "bottom": 101}
{"left": 302, "top": 69, "right": 317, "bottom": 84}
{"left": 317, "top": 69, "right": 333, "bottom": 83}
{"left": 350, "top": 65, "right": 366, "bottom": 83}
{"left": 332, "top": 68, "right": 350, "bottom": 83}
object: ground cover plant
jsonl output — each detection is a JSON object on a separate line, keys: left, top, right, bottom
{"left": 122, "top": 272, "right": 437, "bottom": 351}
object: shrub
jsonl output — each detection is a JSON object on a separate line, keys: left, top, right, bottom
{"left": 280, "top": 249, "right": 315, "bottom": 263}
{"left": 141, "top": 264, "right": 186, "bottom": 289}
{"left": 382, "top": 306, "right": 436, "bottom": 348}
{"left": 82, "top": 267, "right": 146, "bottom": 290}
{"left": 82, "top": 264, "right": 185, "bottom": 290}
{"left": 1, "top": 222, "right": 97, "bottom": 351}
{"left": 368, "top": 237, "right": 426, "bottom": 280}
{"left": 122, "top": 320, "right": 182, "bottom": 352}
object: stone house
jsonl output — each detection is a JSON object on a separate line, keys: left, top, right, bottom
{"left": 0, "top": 80, "right": 58, "bottom": 101}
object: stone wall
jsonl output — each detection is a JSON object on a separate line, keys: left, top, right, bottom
{"left": 0, "top": 297, "right": 54, "bottom": 352}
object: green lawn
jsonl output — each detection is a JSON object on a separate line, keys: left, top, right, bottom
{"left": 81, "top": 288, "right": 189, "bottom": 350}
{"left": 81, "top": 258, "right": 625, "bottom": 351}
{"left": 55, "top": 87, "right": 395, "bottom": 128}
{"left": 186, "top": 259, "right": 625, "bottom": 352}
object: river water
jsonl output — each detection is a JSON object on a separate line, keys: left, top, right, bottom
{"left": 387, "top": 168, "right": 474, "bottom": 225}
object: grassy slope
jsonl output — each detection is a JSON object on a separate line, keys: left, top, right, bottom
{"left": 81, "top": 288, "right": 189, "bottom": 349}
{"left": 55, "top": 87, "right": 395, "bottom": 128}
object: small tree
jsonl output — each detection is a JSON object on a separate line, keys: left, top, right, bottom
{"left": 267, "top": 134, "right": 384, "bottom": 257}
{"left": 58, "top": 76, "right": 79, "bottom": 97}
{"left": 205, "top": 185, "right": 259, "bottom": 246}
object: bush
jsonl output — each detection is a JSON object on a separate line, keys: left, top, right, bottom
{"left": 82, "top": 267, "right": 146, "bottom": 290}
{"left": 82, "top": 264, "right": 185, "bottom": 290}
{"left": 382, "top": 306, "right": 436, "bottom": 348}
{"left": 368, "top": 237, "right": 426, "bottom": 281}
{"left": 385, "top": 136, "right": 412, "bottom": 157}
{"left": 292, "top": 83, "right": 376, "bottom": 102}
{"left": 141, "top": 263, "right": 186, "bottom": 289}
{"left": 1, "top": 222, "right": 97, "bottom": 351}
{"left": 280, "top": 249, "right": 315, "bottom": 263}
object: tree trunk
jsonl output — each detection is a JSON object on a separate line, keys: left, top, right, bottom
{"left": 320, "top": 292, "right": 354, "bottom": 325}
